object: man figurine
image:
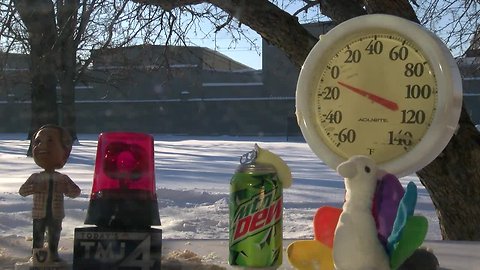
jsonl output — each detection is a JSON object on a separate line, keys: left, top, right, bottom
{"left": 19, "top": 124, "right": 81, "bottom": 263}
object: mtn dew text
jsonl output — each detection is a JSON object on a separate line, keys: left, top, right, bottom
{"left": 229, "top": 162, "right": 283, "bottom": 267}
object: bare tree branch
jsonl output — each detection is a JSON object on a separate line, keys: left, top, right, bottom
{"left": 133, "top": 0, "right": 204, "bottom": 11}
{"left": 214, "top": 15, "right": 233, "bottom": 33}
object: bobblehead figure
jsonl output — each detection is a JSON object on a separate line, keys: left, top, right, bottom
{"left": 19, "top": 124, "right": 80, "bottom": 263}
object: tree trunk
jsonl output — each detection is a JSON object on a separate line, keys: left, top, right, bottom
{"left": 13, "top": 0, "right": 59, "bottom": 155}
{"left": 417, "top": 106, "right": 480, "bottom": 240}
{"left": 57, "top": 0, "right": 78, "bottom": 141}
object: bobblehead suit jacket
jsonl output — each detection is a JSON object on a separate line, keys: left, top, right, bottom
{"left": 19, "top": 171, "right": 80, "bottom": 220}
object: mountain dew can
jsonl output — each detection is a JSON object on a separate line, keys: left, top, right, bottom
{"left": 229, "top": 158, "right": 283, "bottom": 267}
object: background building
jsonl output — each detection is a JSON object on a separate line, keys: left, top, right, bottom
{"left": 0, "top": 43, "right": 294, "bottom": 136}
{"left": 1, "top": 22, "right": 479, "bottom": 136}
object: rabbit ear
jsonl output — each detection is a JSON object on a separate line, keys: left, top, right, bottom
{"left": 372, "top": 173, "right": 405, "bottom": 248}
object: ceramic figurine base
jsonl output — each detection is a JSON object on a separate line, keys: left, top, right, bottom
{"left": 73, "top": 226, "right": 162, "bottom": 270}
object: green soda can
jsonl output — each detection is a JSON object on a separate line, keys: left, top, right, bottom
{"left": 229, "top": 148, "right": 283, "bottom": 268}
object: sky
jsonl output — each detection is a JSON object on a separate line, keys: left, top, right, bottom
{"left": 1, "top": 133, "right": 478, "bottom": 269}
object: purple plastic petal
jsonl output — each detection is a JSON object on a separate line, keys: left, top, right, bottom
{"left": 372, "top": 173, "right": 405, "bottom": 247}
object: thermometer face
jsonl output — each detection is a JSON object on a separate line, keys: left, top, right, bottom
{"left": 314, "top": 33, "right": 438, "bottom": 163}
{"left": 296, "top": 14, "right": 462, "bottom": 176}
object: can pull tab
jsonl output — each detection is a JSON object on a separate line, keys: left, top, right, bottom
{"left": 239, "top": 144, "right": 260, "bottom": 164}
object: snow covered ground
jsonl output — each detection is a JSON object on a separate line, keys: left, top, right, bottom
{"left": 0, "top": 133, "right": 476, "bottom": 269}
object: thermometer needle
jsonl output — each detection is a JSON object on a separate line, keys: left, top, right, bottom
{"left": 338, "top": 81, "right": 399, "bottom": 111}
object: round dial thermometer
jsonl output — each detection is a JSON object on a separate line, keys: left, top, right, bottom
{"left": 296, "top": 14, "right": 462, "bottom": 177}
